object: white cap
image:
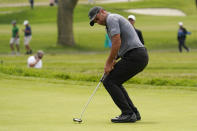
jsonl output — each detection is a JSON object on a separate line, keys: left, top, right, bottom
{"left": 178, "top": 22, "right": 183, "bottom": 26}
{"left": 128, "top": 15, "right": 136, "bottom": 21}
{"left": 24, "top": 20, "right": 29, "bottom": 25}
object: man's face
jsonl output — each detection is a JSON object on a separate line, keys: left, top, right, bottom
{"left": 128, "top": 19, "right": 135, "bottom": 26}
{"left": 38, "top": 54, "right": 43, "bottom": 59}
{"left": 94, "top": 10, "right": 106, "bottom": 26}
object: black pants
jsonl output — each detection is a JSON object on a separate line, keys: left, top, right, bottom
{"left": 30, "top": 2, "right": 34, "bottom": 9}
{"left": 103, "top": 47, "right": 148, "bottom": 115}
{"left": 178, "top": 38, "right": 189, "bottom": 52}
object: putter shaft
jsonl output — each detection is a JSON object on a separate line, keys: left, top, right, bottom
{"left": 74, "top": 74, "right": 106, "bottom": 122}
{"left": 79, "top": 81, "right": 102, "bottom": 119}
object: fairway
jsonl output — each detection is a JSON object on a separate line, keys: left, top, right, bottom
{"left": 0, "top": 74, "right": 197, "bottom": 131}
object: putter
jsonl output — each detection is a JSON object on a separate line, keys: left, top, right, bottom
{"left": 73, "top": 74, "right": 106, "bottom": 123}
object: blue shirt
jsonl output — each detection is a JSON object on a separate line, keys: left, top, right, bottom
{"left": 25, "top": 26, "right": 32, "bottom": 36}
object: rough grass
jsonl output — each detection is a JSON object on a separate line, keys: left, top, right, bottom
{"left": 0, "top": 51, "right": 197, "bottom": 87}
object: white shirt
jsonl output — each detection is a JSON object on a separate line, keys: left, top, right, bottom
{"left": 27, "top": 56, "right": 42, "bottom": 68}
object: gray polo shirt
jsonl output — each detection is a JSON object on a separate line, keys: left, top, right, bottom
{"left": 106, "top": 13, "right": 144, "bottom": 58}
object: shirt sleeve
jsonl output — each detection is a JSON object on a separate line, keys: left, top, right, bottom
{"left": 107, "top": 17, "right": 120, "bottom": 37}
{"left": 28, "top": 56, "right": 35, "bottom": 65}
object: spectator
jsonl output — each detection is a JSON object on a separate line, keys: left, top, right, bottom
{"left": 55, "top": 0, "right": 58, "bottom": 5}
{"left": 128, "top": 15, "right": 144, "bottom": 45}
{"left": 23, "top": 20, "right": 33, "bottom": 54}
{"left": 49, "top": 0, "right": 55, "bottom": 6}
{"left": 27, "top": 50, "right": 44, "bottom": 68}
{"left": 29, "top": 0, "right": 34, "bottom": 9}
{"left": 10, "top": 20, "right": 20, "bottom": 55}
{"left": 177, "top": 22, "right": 191, "bottom": 52}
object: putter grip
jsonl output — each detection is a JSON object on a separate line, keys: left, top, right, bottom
{"left": 100, "top": 74, "right": 107, "bottom": 82}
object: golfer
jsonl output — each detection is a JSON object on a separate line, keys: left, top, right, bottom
{"left": 88, "top": 6, "right": 148, "bottom": 123}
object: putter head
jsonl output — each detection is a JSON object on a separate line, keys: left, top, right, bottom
{"left": 73, "top": 118, "right": 82, "bottom": 123}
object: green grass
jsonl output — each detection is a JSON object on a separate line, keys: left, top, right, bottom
{"left": 0, "top": 0, "right": 87, "bottom": 4}
{"left": 0, "top": 74, "right": 197, "bottom": 131}
{"left": 0, "top": 52, "right": 197, "bottom": 87}
{"left": 0, "top": 0, "right": 197, "bottom": 53}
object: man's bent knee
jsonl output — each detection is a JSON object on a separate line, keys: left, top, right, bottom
{"left": 103, "top": 76, "right": 117, "bottom": 90}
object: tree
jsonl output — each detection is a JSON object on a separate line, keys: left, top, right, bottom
{"left": 57, "top": 0, "right": 78, "bottom": 46}
{"left": 196, "top": 0, "right": 197, "bottom": 8}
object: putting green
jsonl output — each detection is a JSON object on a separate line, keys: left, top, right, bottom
{"left": 0, "top": 74, "right": 197, "bottom": 131}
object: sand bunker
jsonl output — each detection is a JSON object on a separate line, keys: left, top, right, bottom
{"left": 0, "top": 11, "right": 23, "bottom": 14}
{"left": 125, "top": 8, "right": 186, "bottom": 16}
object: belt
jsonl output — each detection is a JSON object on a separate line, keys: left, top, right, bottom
{"left": 123, "top": 47, "right": 145, "bottom": 57}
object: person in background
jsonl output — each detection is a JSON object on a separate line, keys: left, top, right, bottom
{"left": 55, "top": 0, "right": 58, "bottom": 5}
{"left": 10, "top": 20, "right": 20, "bottom": 55}
{"left": 27, "top": 50, "right": 44, "bottom": 68}
{"left": 177, "top": 22, "right": 191, "bottom": 52}
{"left": 104, "top": 33, "right": 112, "bottom": 48}
{"left": 49, "top": 0, "right": 55, "bottom": 6}
{"left": 128, "top": 15, "right": 144, "bottom": 45}
{"left": 29, "top": 0, "right": 34, "bottom": 9}
{"left": 23, "top": 20, "right": 33, "bottom": 54}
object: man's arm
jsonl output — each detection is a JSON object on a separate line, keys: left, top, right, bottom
{"left": 23, "top": 28, "right": 31, "bottom": 33}
{"left": 104, "top": 34, "right": 121, "bottom": 74}
{"left": 29, "top": 57, "right": 40, "bottom": 67}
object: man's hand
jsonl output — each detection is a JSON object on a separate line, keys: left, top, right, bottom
{"left": 29, "top": 57, "right": 40, "bottom": 67}
{"left": 104, "top": 62, "right": 113, "bottom": 74}
{"left": 104, "top": 60, "right": 116, "bottom": 74}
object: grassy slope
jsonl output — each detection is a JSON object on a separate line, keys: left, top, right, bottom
{"left": 0, "top": 0, "right": 196, "bottom": 53}
{"left": 0, "top": 52, "right": 197, "bottom": 87}
{"left": 0, "top": 0, "right": 87, "bottom": 4}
